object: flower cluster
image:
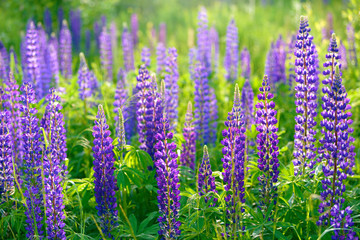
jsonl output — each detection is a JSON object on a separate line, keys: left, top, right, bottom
{"left": 241, "top": 78, "right": 254, "bottom": 129}
{"left": 240, "top": 47, "right": 251, "bottom": 79}
{"left": 265, "top": 36, "right": 287, "bottom": 88}
{"left": 20, "top": 84, "right": 44, "bottom": 238}
{"left": 0, "top": 41, "right": 9, "bottom": 83}
{"left": 255, "top": 75, "right": 279, "bottom": 213}
{"left": 24, "top": 21, "right": 42, "bottom": 97}
{"left": 164, "top": 47, "right": 179, "bottom": 129}
{"left": 224, "top": 19, "right": 239, "bottom": 82}
{"left": 59, "top": 20, "right": 72, "bottom": 80}
{"left": 209, "top": 88, "right": 218, "bottom": 145}
{"left": 209, "top": 26, "right": 219, "bottom": 72}
{"left": 180, "top": 102, "right": 196, "bottom": 169}
{"left": 159, "top": 23, "right": 167, "bottom": 46}
{"left": 41, "top": 89, "right": 67, "bottom": 240}
{"left": 122, "top": 27, "right": 135, "bottom": 73}
{"left": 78, "top": 53, "right": 92, "bottom": 100}
{"left": 154, "top": 117, "right": 181, "bottom": 239}
{"left": 0, "top": 87, "right": 14, "bottom": 201}
{"left": 44, "top": 8, "right": 52, "bottom": 36}
{"left": 156, "top": 43, "right": 166, "bottom": 75}
{"left": 47, "top": 34, "right": 60, "bottom": 86}
{"left": 198, "top": 145, "right": 217, "bottom": 206}
{"left": 100, "top": 27, "right": 113, "bottom": 82}
{"left": 141, "top": 47, "right": 151, "bottom": 68}
{"left": 197, "top": 7, "right": 211, "bottom": 76}
{"left": 193, "top": 63, "right": 210, "bottom": 146}
{"left": 70, "top": 9, "right": 82, "bottom": 52}
{"left": 131, "top": 13, "right": 138, "bottom": 46}
{"left": 221, "top": 84, "right": 246, "bottom": 237}
{"left": 293, "top": 16, "right": 319, "bottom": 176}
{"left": 93, "top": 104, "right": 118, "bottom": 237}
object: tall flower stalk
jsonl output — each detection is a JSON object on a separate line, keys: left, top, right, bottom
{"left": 122, "top": 27, "right": 134, "bottom": 73}
{"left": 92, "top": 104, "right": 118, "bottom": 237}
{"left": 59, "top": 20, "right": 72, "bottom": 80}
{"left": 197, "top": 7, "right": 211, "bottom": 76}
{"left": 221, "top": 84, "right": 246, "bottom": 237}
{"left": 240, "top": 47, "right": 251, "bottom": 80}
{"left": 293, "top": 16, "right": 319, "bottom": 176}
{"left": 20, "top": 83, "right": 44, "bottom": 238}
{"left": 224, "top": 19, "right": 239, "bottom": 82}
{"left": 180, "top": 101, "right": 196, "bottom": 169}
{"left": 255, "top": 75, "right": 279, "bottom": 215}
{"left": 41, "top": 89, "right": 66, "bottom": 240}
{"left": 100, "top": 27, "right": 113, "bottom": 82}
{"left": 154, "top": 117, "right": 181, "bottom": 239}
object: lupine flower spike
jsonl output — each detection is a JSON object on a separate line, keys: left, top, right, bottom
{"left": 293, "top": 16, "right": 319, "bottom": 176}
{"left": 224, "top": 19, "right": 239, "bottom": 82}
{"left": 154, "top": 116, "right": 181, "bottom": 238}
{"left": 100, "top": 27, "right": 113, "bottom": 82}
{"left": 255, "top": 75, "right": 279, "bottom": 216}
{"left": 59, "top": 20, "right": 72, "bottom": 80}
{"left": 92, "top": 104, "right": 118, "bottom": 237}
{"left": 198, "top": 145, "right": 217, "bottom": 206}
{"left": 221, "top": 84, "right": 246, "bottom": 237}
{"left": 180, "top": 101, "right": 196, "bottom": 169}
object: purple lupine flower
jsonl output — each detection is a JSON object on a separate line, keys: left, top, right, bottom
{"left": 241, "top": 78, "right": 254, "bottom": 129}
{"left": 47, "top": 33, "right": 60, "bottom": 86}
{"left": 58, "top": 8, "right": 64, "bottom": 31}
{"left": 93, "top": 104, "right": 118, "bottom": 237}
{"left": 346, "top": 23, "right": 357, "bottom": 66}
{"left": 70, "top": 9, "right": 82, "bottom": 52}
{"left": 189, "top": 47, "right": 197, "bottom": 81}
{"left": 198, "top": 145, "right": 217, "bottom": 205}
{"left": 209, "top": 88, "right": 218, "bottom": 145}
{"left": 287, "top": 35, "right": 296, "bottom": 90}
{"left": 180, "top": 101, "right": 196, "bottom": 169}
{"left": 131, "top": 14, "right": 138, "bottom": 47}
{"left": 38, "top": 23, "right": 52, "bottom": 98}
{"left": 0, "top": 41, "right": 9, "bottom": 83}
{"left": 20, "top": 83, "right": 44, "bottom": 238}
{"left": 197, "top": 7, "right": 211, "bottom": 76}
{"left": 293, "top": 16, "right": 319, "bottom": 176}
{"left": 154, "top": 116, "right": 181, "bottom": 238}
{"left": 85, "top": 30, "right": 91, "bottom": 55}
{"left": 89, "top": 70, "right": 99, "bottom": 94}
{"left": 317, "top": 62, "right": 356, "bottom": 239}
{"left": 209, "top": 26, "right": 219, "bottom": 72}
{"left": 240, "top": 47, "right": 251, "bottom": 79}
{"left": 156, "top": 43, "right": 166, "bottom": 75}
{"left": 100, "top": 27, "right": 113, "bottom": 82}
{"left": 122, "top": 27, "right": 134, "bottom": 73}
{"left": 59, "top": 20, "right": 72, "bottom": 80}
{"left": 339, "top": 41, "right": 348, "bottom": 69}
{"left": 114, "top": 68, "right": 133, "bottom": 143}
{"left": 41, "top": 89, "right": 66, "bottom": 240}
{"left": 224, "top": 19, "right": 239, "bottom": 82}
{"left": 110, "top": 21, "right": 118, "bottom": 52}
{"left": 221, "top": 84, "right": 246, "bottom": 236}
{"left": 4, "top": 73, "right": 23, "bottom": 173}
{"left": 44, "top": 8, "right": 52, "bottom": 36}
{"left": 0, "top": 87, "right": 14, "bottom": 201}
{"left": 255, "top": 75, "right": 279, "bottom": 214}
{"left": 265, "top": 36, "right": 287, "bottom": 88}
{"left": 141, "top": 47, "right": 151, "bottom": 68}
{"left": 78, "top": 53, "right": 92, "bottom": 100}
{"left": 164, "top": 47, "right": 179, "bottom": 129}
{"left": 136, "top": 66, "right": 163, "bottom": 157}
{"left": 193, "top": 63, "right": 210, "bottom": 145}
{"left": 24, "top": 21, "right": 42, "bottom": 97}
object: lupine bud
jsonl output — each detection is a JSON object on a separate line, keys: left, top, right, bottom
{"left": 221, "top": 84, "right": 246, "bottom": 237}
{"left": 198, "top": 145, "right": 217, "bottom": 206}
{"left": 180, "top": 101, "right": 196, "bottom": 169}
{"left": 154, "top": 117, "right": 181, "bottom": 238}
{"left": 224, "top": 19, "right": 239, "bottom": 82}
{"left": 20, "top": 83, "right": 44, "bottom": 238}
{"left": 293, "top": 16, "right": 319, "bottom": 176}
{"left": 92, "top": 105, "right": 118, "bottom": 237}
{"left": 100, "top": 27, "right": 113, "bottom": 82}
{"left": 59, "top": 20, "right": 72, "bottom": 80}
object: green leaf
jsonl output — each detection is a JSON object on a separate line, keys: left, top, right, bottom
{"left": 129, "top": 214, "right": 138, "bottom": 234}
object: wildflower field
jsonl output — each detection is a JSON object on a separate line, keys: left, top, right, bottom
{"left": 1, "top": 0, "right": 360, "bottom": 239}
